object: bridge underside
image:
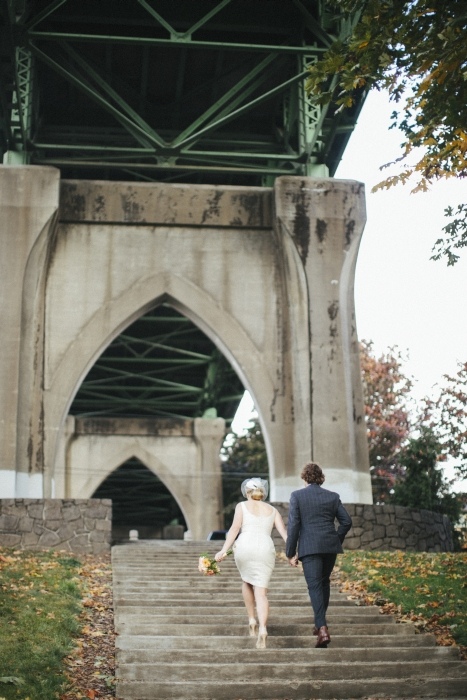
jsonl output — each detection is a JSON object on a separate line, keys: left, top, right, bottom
{"left": 1, "top": 0, "right": 365, "bottom": 185}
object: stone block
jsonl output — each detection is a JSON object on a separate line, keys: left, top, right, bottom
{"left": 386, "top": 525, "right": 400, "bottom": 537}
{"left": 85, "top": 503, "right": 110, "bottom": 519}
{"left": 68, "top": 534, "right": 90, "bottom": 552}
{"left": 361, "top": 531, "right": 376, "bottom": 544}
{"left": 63, "top": 504, "right": 81, "bottom": 521}
{"left": 44, "top": 520, "right": 62, "bottom": 531}
{"left": 368, "top": 539, "right": 385, "bottom": 550}
{"left": 375, "top": 513, "right": 391, "bottom": 526}
{"left": 57, "top": 523, "right": 76, "bottom": 541}
{"left": 84, "top": 518, "right": 96, "bottom": 531}
{"left": 18, "top": 516, "right": 34, "bottom": 532}
{"left": 91, "top": 541, "right": 111, "bottom": 554}
{"left": 95, "top": 519, "right": 112, "bottom": 531}
{"left": 90, "top": 530, "right": 106, "bottom": 542}
{"left": 391, "top": 538, "right": 407, "bottom": 549}
{"left": 363, "top": 505, "right": 375, "bottom": 520}
{"left": 343, "top": 537, "right": 361, "bottom": 550}
{"left": 38, "top": 530, "right": 61, "bottom": 547}
{"left": 350, "top": 515, "right": 364, "bottom": 527}
{"left": 0, "top": 514, "right": 19, "bottom": 530}
{"left": 355, "top": 505, "right": 363, "bottom": 515}
{"left": 0, "top": 499, "right": 15, "bottom": 506}
{"left": 412, "top": 511, "right": 422, "bottom": 522}
{"left": 33, "top": 523, "right": 45, "bottom": 535}
{"left": 44, "top": 504, "right": 62, "bottom": 521}
{"left": 23, "top": 531, "right": 40, "bottom": 545}
{"left": 0, "top": 533, "right": 22, "bottom": 546}
{"left": 350, "top": 527, "right": 364, "bottom": 537}
{"left": 3, "top": 502, "right": 26, "bottom": 516}
{"left": 373, "top": 525, "right": 386, "bottom": 539}
{"left": 27, "top": 503, "right": 45, "bottom": 518}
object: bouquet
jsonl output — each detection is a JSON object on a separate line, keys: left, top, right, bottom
{"left": 198, "top": 549, "right": 233, "bottom": 576}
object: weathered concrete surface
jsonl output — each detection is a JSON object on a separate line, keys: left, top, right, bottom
{"left": 56, "top": 416, "right": 225, "bottom": 540}
{"left": 0, "top": 167, "right": 372, "bottom": 524}
{"left": 0, "top": 166, "right": 60, "bottom": 497}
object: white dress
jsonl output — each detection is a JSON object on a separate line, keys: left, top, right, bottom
{"left": 233, "top": 501, "right": 277, "bottom": 588}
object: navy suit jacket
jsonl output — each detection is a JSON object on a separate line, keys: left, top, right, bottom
{"left": 286, "top": 483, "right": 352, "bottom": 559}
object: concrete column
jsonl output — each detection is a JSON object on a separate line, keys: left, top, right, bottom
{"left": 0, "top": 166, "right": 60, "bottom": 497}
{"left": 193, "top": 417, "right": 226, "bottom": 538}
{"left": 274, "top": 177, "right": 372, "bottom": 503}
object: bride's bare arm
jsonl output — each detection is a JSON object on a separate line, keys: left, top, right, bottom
{"left": 215, "top": 503, "right": 243, "bottom": 561}
{"left": 274, "top": 510, "right": 288, "bottom": 543}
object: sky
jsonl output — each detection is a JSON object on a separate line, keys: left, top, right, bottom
{"left": 232, "top": 88, "right": 467, "bottom": 489}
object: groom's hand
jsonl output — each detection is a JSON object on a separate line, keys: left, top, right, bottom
{"left": 287, "top": 555, "right": 299, "bottom": 567}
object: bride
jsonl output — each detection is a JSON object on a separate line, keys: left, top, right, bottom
{"left": 215, "top": 478, "right": 287, "bottom": 648}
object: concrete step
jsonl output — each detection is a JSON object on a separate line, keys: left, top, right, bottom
{"left": 113, "top": 541, "right": 466, "bottom": 700}
{"left": 115, "top": 677, "right": 467, "bottom": 700}
{"left": 117, "top": 633, "right": 438, "bottom": 651}
{"left": 116, "top": 622, "right": 416, "bottom": 636}
{"left": 114, "top": 598, "right": 357, "bottom": 608}
{"left": 117, "top": 645, "right": 460, "bottom": 664}
{"left": 114, "top": 610, "right": 388, "bottom": 623}
{"left": 118, "top": 659, "right": 467, "bottom": 683}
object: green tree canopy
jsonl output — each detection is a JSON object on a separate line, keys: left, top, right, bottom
{"left": 306, "top": 0, "right": 467, "bottom": 264}
{"left": 391, "top": 428, "right": 462, "bottom": 526}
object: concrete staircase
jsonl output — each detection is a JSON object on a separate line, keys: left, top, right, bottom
{"left": 113, "top": 541, "right": 466, "bottom": 700}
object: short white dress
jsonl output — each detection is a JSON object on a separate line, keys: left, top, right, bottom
{"left": 233, "top": 501, "right": 277, "bottom": 588}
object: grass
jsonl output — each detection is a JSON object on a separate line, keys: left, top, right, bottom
{"left": 0, "top": 549, "right": 82, "bottom": 700}
{"left": 336, "top": 550, "right": 467, "bottom": 649}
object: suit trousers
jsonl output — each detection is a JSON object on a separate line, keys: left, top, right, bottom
{"left": 301, "top": 553, "right": 337, "bottom": 629}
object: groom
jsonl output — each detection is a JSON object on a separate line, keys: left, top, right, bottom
{"left": 286, "top": 463, "right": 352, "bottom": 648}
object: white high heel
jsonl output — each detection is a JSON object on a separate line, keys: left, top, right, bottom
{"left": 256, "top": 627, "right": 267, "bottom": 649}
{"left": 248, "top": 618, "right": 257, "bottom": 637}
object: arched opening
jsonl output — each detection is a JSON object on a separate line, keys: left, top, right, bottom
{"left": 92, "top": 457, "right": 187, "bottom": 543}
{"left": 70, "top": 302, "right": 244, "bottom": 421}
{"left": 68, "top": 302, "right": 270, "bottom": 536}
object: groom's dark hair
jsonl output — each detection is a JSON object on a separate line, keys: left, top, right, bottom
{"left": 301, "top": 462, "right": 325, "bottom": 485}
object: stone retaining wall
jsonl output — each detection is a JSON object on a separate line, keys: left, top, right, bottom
{"left": 272, "top": 502, "right": 454, "bottom": 552}
{"left": 0, "top": 499, "right": 112, "bottom": 554}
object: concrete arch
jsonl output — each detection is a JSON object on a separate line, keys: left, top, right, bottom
{"left": 62, "top": 416, "right": 225, "bottom": 539}
{"left": 45, "top": 273, "right": 280, "bottom": 494}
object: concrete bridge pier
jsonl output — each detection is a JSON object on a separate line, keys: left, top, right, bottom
{"left": 0, "top": 166, "right": 372, "bottom": 537}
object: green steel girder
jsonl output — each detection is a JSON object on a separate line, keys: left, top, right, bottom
{"left": 0, "top": 0, "right": 367, "bottom": 182}
{"left": 70, "top": 304, "right": 244, "bottom": 423}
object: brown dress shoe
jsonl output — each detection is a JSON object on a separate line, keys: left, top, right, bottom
{"left": 315, "top": 625, "right": 331, "bottom": 648}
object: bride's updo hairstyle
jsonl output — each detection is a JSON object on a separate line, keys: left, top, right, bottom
{"left": 301, "top": 462, "right": 325, "bottom": 485}
{"left": 241, "top": 478, "right": 269, "bottom": 501}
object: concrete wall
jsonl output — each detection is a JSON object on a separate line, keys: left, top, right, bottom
{"left": 0, "top": 498, "right": 111, "bottom": 553}
{"left": 0, "top": 166, "right": 372, "bottom": 520}
{"left": 272, "top": 502, "right": 454, "bottom": 552}
{"left": 57, "top": 416, "right": 225, "bottom": 540}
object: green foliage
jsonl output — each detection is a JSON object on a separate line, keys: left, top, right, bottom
{"left": 338, "top": 550, "right": 467, "bottom": 648}
{"left": 420, "top": 361, "right": 467, "bottom": 480}
{"left": 0, "top": 549, "right": 82, "bottom": 700}
{"left": 306, "top": 0, "right": 467, "bottom": 262}
{"left": 391, "top": 428, "right": 462, "bottom": 525}
{"left": 221, "top": 419, "right": 268, "bottom": 527}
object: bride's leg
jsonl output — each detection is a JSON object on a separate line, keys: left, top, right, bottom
{"left": 254, "top": 586, "right": 269, "bottom": 648}
{"left": 242, "top": 582, "right": 257, "bottom": 635}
